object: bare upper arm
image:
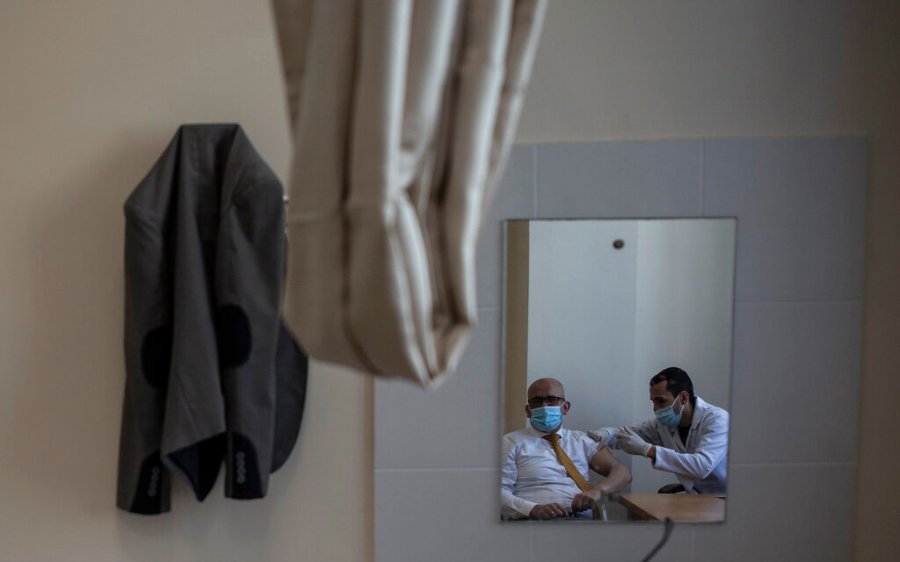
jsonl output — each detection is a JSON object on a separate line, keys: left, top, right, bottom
{"left": 589, "top": 446, "right": 623, "bottom": 476}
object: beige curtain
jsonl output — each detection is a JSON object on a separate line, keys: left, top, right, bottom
{"left": 273, "top": 0, "right": 546, "bottom": 387}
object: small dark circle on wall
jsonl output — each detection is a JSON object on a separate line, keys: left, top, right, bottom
{"left": 613, "top": 239, "right": 625, "bottom": 249}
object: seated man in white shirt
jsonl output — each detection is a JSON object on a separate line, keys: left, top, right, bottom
{"left": 501, "top": 377, "right": 631, "bottom": 520}
{"left": 591, "top": 366, "right": 729, "bottom": 494}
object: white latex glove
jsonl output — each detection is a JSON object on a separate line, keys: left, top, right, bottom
{"left": 587, "top": 428, "right": 613, "bottom": 447}
{"left": 617, "top": 427, "right": 652, "bottom": 457}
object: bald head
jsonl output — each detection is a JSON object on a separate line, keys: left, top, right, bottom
{"left": 527, "top": 377, "right": 565, "bottom": 400}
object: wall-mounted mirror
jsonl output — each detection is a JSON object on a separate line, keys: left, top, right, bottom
{"left": 500, "top": 218, "right": 736, "bottom": 523}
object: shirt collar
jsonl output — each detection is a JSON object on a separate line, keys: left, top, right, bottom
{"left": 524, "top": 424, "right": 566, "bottom": 438}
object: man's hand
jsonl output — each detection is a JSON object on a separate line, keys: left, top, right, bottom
{"left": 617, "top": 427, "right": 652, "bottom": 457}
{"left": 529, "top": 503, "right": 568, "bottom": 519}
{"left": 571, "top": 489, "right": 602, "bottom": 513}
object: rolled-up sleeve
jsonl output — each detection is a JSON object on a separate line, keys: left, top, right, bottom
{"left": 605, "top": 420, "right": 658, "bottom": 449}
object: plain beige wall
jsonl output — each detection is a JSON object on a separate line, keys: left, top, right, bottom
{"left": 1, "top": 1, "right": 895, "bottom": 561}
{"left": 0, "top": 1, "right": 371, "bottom": 561}
{"left": 517, "top": 0, "right": 862, "bottom": 142}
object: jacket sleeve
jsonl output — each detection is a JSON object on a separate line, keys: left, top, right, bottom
{"left": 216, "top": 172, "right": 290, "bottom": 500}
{"left": 652, "top": 409, "right": 729, "bottom": 481}
{"left": 117, "top": 207, "right": 173, "bottom": 514}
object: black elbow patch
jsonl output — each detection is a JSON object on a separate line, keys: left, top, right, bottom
{"left": 141, "top": 326, "right": 172, "bottom": 388}
{"left": 216, "top": 305, "right": 252, "bottom": 368}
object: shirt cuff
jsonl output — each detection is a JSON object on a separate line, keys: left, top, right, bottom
{"left": 515, "top": 499, "right": 538, "bottom": 517}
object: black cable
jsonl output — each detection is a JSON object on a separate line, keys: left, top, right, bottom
{"left": 640, "top": 517, "right": 674, "bottom": 562}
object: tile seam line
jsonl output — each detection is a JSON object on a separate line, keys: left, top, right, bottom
{"left": 730, "top": 461, "right": 856, "bottom": 468}
{"left": 374, "top": 461, "right": 859, "bottom": 472}
{"left": 374, "top": 467, "right": 497, "bottom": 473}
{"left": 699, "top": 140, "right": 706, "bottom": 216}
{"left": 735, "top": 298, "right": 863, "bottom": 304}
{"left": 531, "top": 144, "right": 538, "bottom": 217}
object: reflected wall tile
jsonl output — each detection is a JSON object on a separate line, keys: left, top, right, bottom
{"left": 703, "top": 137, "right": 866, "bottom": 302}
{"left": 694, "top": 464, "right": 855, "bottom": 562}
{"left": 535, "top": 141, "right": 702, "bottom": 218}
{"left": 374, "top": 469, "right": 532, "bottom": 562}
{"left": 374, "top": 309, "right": 502, "bottom": 469}
{"left": 529, "top": 517, "right": 693, "bottom": 562}
{"left": 729, "top": 301, "right": 862, "bottom": 464}
{"left": 478, "top": 145, "right": 537, "bottom": 309}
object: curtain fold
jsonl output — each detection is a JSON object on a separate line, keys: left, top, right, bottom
{"left": 273, "top": 0, "right": 546, "bottom": 386}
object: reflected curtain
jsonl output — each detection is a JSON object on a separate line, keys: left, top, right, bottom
{"left": 272, "top": 0, "right": 546, "bottom": 386}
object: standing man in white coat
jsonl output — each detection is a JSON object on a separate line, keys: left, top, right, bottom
{"left": 591, "top": 367, "right": 729, "bottom": 494}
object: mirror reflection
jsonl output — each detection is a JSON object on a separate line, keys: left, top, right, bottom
{"left": 500, "top": 218, "right": 736, "bottom": 523}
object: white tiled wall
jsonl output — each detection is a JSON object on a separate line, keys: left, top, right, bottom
{"left": 375, "top": 138, "right": 865, "bottom": 562}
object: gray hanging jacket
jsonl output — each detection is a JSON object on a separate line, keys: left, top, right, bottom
{"left": 117, "top": 123, "right": 308, "bottom": 514}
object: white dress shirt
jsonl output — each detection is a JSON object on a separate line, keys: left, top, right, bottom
{"left": 500, "top": 426, "right": 601, "bottom": 519}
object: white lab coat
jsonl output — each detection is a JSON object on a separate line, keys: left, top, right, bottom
{"left": 608, "top": 396, "right": 728, "bottom": 494}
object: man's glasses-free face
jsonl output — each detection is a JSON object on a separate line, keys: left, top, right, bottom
{"left": 527, "top": 395, "right": 566, "bottom": 408}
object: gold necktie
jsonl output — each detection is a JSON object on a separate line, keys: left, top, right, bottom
{"left": 544, "top": 433, "right": 601, "bottom": 519}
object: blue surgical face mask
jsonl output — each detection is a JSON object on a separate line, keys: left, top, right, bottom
{"left": 654, "top": 396, "right": 685, "bottom": 427}
{"left": 530, "top": 406, "right": 563, "bottom": 433}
